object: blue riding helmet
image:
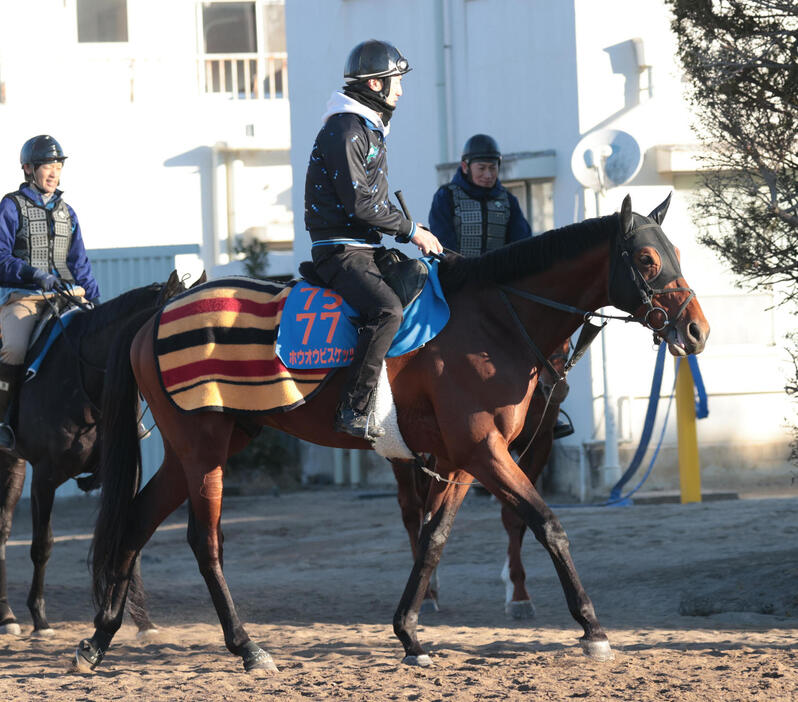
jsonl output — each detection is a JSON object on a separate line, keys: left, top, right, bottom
{"left": 20, "top": 135, "right": 67, "bottom": 166}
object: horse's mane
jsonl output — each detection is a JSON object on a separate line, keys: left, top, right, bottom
{"left": 71, "top": 283, "right": 163, "bottom": 337}
{"left": 437, "top": 214, "right": 616, "bottom": 294}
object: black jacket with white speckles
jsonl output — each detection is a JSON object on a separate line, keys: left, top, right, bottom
{"left": 304, "top": 111, "right": 413, "bottom": 245}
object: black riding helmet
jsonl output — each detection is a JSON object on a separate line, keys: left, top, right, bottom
{"left": 344, "top": 40, "right": 411, "bottom": 100}
{"left": 345, "top": 39, "right": 411, "bottom": 83}
{"left": 462, "top": 134, "right": 501, "bottom": 166}
{"left": 20, "top": 135, "right": 67, "bottom": 167}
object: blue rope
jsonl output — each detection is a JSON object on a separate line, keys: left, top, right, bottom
{"left": 609, "top": 342, "right": 667, "bottom": 501}
{"left": 551, "top": 351, "right": 708, "bottom": 509}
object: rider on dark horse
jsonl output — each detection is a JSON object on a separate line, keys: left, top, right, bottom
{"left": 305, "top": 40, "right": 443, "bottom": 441}
{"left": 0, "top": 135, "right": 100, "bottom": 449}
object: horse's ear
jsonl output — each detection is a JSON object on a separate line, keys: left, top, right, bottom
{"left": 620, "top": 194, "right": 633, "bottom": 234}
{"left": 648, "top": 192, "right": 672, "bottom": 225}
{"left": 166, "top": 270, "right": 180, "bottom": 289}
{"left": 190, "top": 270, "right": 208, "bottom": 289}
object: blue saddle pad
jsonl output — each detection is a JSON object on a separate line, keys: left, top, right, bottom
{"left": 26, "top": 308, "right": 80, "bottom": 380}
{"left": 276, "top": 258, "right": 449, "bottom": 369}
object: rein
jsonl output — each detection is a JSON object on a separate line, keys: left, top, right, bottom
{"left": 41, "top": 289, "right": 107, "bottom": 414}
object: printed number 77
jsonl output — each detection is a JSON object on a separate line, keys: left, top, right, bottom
{"left": 296, "top": 311, "right": 342, "bottom": 344}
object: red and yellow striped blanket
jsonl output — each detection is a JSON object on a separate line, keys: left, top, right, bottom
{"left": 154, "top": 277, "right": 331, "bottom": 413}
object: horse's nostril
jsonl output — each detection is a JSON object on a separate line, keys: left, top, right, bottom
{"left": 688, "top": 322, "right": 702, "bottom": 343}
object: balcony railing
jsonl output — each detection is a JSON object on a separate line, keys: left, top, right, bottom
{"left": 199, "top": 52, "right": 287, "bottom": 100}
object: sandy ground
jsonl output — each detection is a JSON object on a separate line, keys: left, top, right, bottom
{"left": 1, "top": 488, "right": 797, "bottom": 701}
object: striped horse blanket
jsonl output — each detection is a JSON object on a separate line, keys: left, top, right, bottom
{"left": 154, "top": 277, "right": 331, "bottom": 414}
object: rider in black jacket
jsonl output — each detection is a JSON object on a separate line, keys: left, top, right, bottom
{"left": 305, "top": 40, "right": 442, "bottom": 441}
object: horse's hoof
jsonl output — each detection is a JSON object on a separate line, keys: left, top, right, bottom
{"left": 402, "top": 654, "right": 432, "bottom": 667}
{"left": 420, "top": 598, "right": 439, "bottom": 615}
{"left": 243, "top": 648, "right": 278, "bottom": 674}
{"left": 71, "top": 639, "right": 104, "bottom": 673}
{"left": 32, "top": 627, "right": 56, "bottom": 638}
{"left": 579, "top": 638, "right": 614, "bottom": 661}
{"left": 135, "top": 628, "right": 161, "bottom": 643}
{"left": 505, "top": 599, "right": 536, "bottom": 619}
{"left": 0, "top": 622, "right": 22, "bottom": 636}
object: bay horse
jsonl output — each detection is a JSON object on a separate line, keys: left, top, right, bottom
{"left": 0, "top": 271, "right": 199, "bottom": 636}
{"left": 391, "top": 338, "right": 572, "bottom": 616}
{"left": 76, "top": 194, "right": 708, "bottom": 673}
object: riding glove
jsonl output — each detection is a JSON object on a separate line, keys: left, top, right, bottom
{"left": 32, "top": 269, "right": 59, "bottom": 291}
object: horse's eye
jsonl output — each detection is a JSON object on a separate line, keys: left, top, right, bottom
{"left": 640, "top": 255, "right": 654, "bottom": 266}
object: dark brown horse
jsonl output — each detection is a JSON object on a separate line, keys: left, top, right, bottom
{"left": 0, "top": 271, "right": 194, "bottom": 637}
{"left": 391, "top": 338, "right": 571, "bottom": 616}
{"left": 75, "top": 194, "right": 708, "bottom": 673}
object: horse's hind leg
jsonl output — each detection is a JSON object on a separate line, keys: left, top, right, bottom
{"left": 27, "top": 466, "right": 57, "bottom": 635}
{"left": 476, "top": 436, "right": 612, "bottom": 660}
{"left": 393, "top": 462, "right": 472, "bottom": 666}
{"left": 127, "top": 554, "right": 159, "bottom": 640}
{"left": 501, "top": 422, "right": 554, "bottom": 620}
{"left": 77, "top": 444, "right": 189, "bottom": 671}
{"left": 0, "top": 457, "right": 25, "bottom": 635}
{"left": 500, "top": 505, "right": 534, "bottom": 619}
{"left": 183, "top": 420, "right": 276, "bottom": 674}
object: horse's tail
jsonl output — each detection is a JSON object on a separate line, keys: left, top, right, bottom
{"left": 91, "top": 309, "right": 154, "bottom": 607}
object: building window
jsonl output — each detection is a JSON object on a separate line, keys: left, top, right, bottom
{"left": 199, "top": 1, "right": 287, "bottom": 100}
{"left": 504, "top": 180, "right": 554, "bottom": 235}
{"left": 77, "top": 0, "right": 128, "bottom": 43}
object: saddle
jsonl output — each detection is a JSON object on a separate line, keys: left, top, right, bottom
{"left": 298, "top": 248, "right": 429, "bottom": 309}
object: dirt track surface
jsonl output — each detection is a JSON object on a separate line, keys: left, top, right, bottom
{"left": 1, "top": 489, "right": 797, "bottom": 701}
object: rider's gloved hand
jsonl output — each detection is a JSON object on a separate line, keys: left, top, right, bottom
{"left": 32, "top": 269, "right": 59, "bottom": 292}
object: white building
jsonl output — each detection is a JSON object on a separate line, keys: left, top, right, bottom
{"left": 285, "top": 0, "right": 795, "bottom": 496}
{"left": 0, "top": 0, "right": 294, "bottom": 496}
{"left": 0, "top": 0, "right": 293, "bottom": 279}
{"left": 0, "top": 0, "right": 792, "bottom": 499}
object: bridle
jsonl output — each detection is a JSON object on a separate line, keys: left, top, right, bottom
{"left": 498, "top": 213, "right": 696, "bottom": 347}
{"left": 493, "top": 213, "right": 695, "bottom": 458}
{"left": 612, "top": 221, "right": 695, "bottom": 339}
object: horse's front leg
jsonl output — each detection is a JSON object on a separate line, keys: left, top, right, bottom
{"left": 477, "top": 432, "right": 612, "bottom": 660}
{"left": 391, "top": 458, "right": 438, "bottom": 611}
{"left": 0, "top": 456, "right": 25, "bottom": 635}
{"left": 393, "top": 461, "right": 472, "bottom": 666}
{"left": 27, "top": 466, "right": 57, "bottom": 635}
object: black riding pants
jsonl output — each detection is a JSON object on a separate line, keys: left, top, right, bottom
{"left": 312, "top": 245, "right": 403, "bottom": 412}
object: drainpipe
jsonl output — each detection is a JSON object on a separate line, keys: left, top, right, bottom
{"left": 209, "top": 143, "right": 225, "bottom": 269}
{"left": 438, "top": 0, "right": 456, "bottom": 163}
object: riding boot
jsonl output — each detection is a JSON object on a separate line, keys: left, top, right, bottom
{"left": 334, "top": 393, "right": 385, "bottom": 442}
{"left": 0, "top": 362, "right": 23, "bottom": 450}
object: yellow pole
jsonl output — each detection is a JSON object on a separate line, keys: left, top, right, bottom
{"left": 675, "top": 357, "right": 701, "bottom": 503}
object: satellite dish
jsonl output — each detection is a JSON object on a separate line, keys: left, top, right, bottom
{"left": 570, "top": 129, "right": 643, "bottom": 193}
